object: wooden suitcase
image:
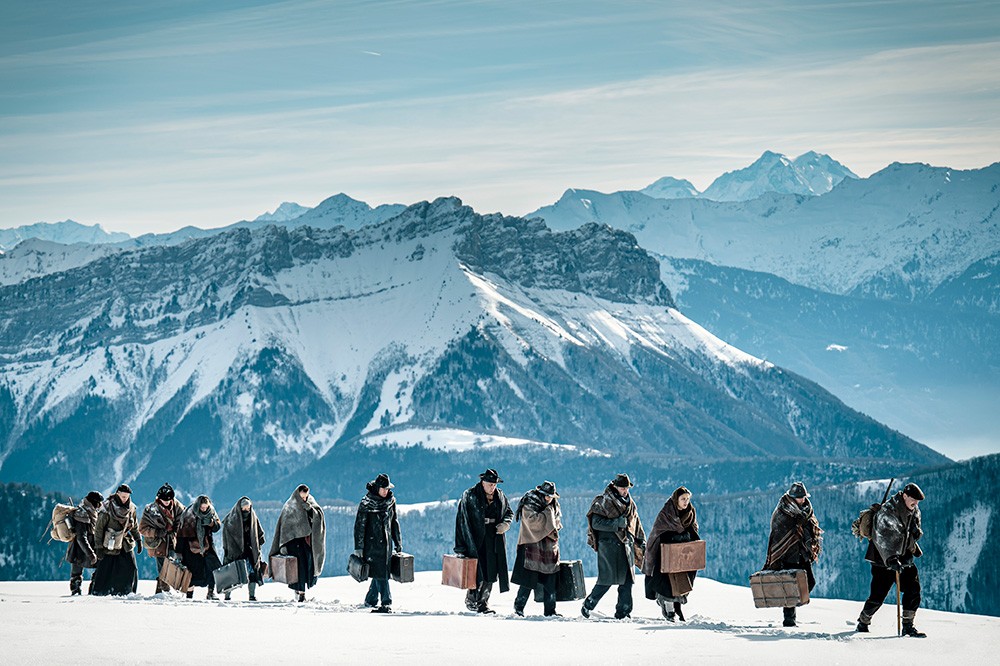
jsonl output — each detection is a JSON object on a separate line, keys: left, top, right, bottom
{"left": 347, "top": 553, "right": 370, "bottom": 583}
{"left": 391, "top": 552, "right": 415, "bottom": 583}
{"left": 534, "top": 559, "right": 586, "bottom": 602}
{"left": 270, "top": 555, "right": 299, "bottom": 585}
{"left": 660, "top": 540, "right": 706, "bottom": 573}
{"left": 441, "top": 554, "right": 478, "bottom": 589}
{"left": 214, "top": 559, "right": 249, "bottom": 593}
{"left": 159, "top": 556, "right": 193, "bottom": 593}
{"left": 749, "top": 569, "right": 810, "bottom": 608}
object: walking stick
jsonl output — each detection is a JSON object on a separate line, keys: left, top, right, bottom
{"left": 896, "top": 570, "right": 902, "bottom": 636}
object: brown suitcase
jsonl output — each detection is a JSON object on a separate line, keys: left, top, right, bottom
{"left": 668, "top": 572, "right": 694, "bottom": 596}
{"left": 441, "top": 554, "right": 478, "bottom": 589}
{"left": 270, "top": 555, "right": 299, "bottom": 585}
{"left": 159, "top": 556, "right": 192, "bottom": 593}
{"left": 661, "top": 540, "right": 706, "bottom": 573}
{"left": 749, "top": 569, "right": 810, "bottom": 608}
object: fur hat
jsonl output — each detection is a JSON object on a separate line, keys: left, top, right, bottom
{"left": 116, "top": 483, "right": 132, "bottom": 495}
{"left": 85, "top": 491, "right": 104, "bottom": 506}
{"left": 902, "top": 483, "right": 925, "bottom": 501}
{"left": 156, "top": 483, "right": 174, "bottom": 501}
{"left": 374, "top": 473, "right": 394, "bottom": 489}
{"left": 479, "top": 469, "right": 503, "bottom": 483}
{"left": 613, "top": 473, "right": 634, "bottom": 488}
{"left": 787, "top": 482, "right": 809, "bottom": 499}
{"left": 536, "top": 480, "right": 559, "bottom": 498}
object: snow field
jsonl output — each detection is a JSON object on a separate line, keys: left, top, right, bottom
{"left": 1, "top": 573, "right": 996, "bottom": 665}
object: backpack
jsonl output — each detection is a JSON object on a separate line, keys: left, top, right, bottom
{"left": 49, "top": 503, "right": 77, "bottom": 542}
{"left": 852, "top": 478, "right": 895, "bottom": 541}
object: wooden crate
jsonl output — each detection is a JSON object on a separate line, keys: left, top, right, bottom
{"left": 660, "top": 540, "right": 706, "bottom": 573}
{"left": 441, "top": 554, "right": 478, "bottom": 589}
{"left": 159, "top": 557, "right": 192, "bottom": 594}
{"left": 749, "top": 569, "right": 810, "bottom": 608}
{"left": 269, "top": 555, "right": 299, "bottom": 585}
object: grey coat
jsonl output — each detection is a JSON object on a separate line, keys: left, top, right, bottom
{"left": 866, "top": 491, "right": 923, "bottom": 568}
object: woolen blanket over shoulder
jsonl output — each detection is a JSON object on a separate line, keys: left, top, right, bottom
{"left": 269, "top": 489, "right": 326, "bottom": 576}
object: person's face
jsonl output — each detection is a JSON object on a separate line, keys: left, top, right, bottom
{"left": 241, "top": 505, "right": 251, "bottom": 513}
{"left": 677, "top": 493, "right": 691, "bottom": 510}
{"left": 299, "top": 490, "right": 309, "bottom": 501}
{"left": 200, "top": 501, "right": 209, "bottom": 512}
{"left": 481, "top": 481, "right": 497, "bottom": 495}
{"left": 544, "top": 494, "right": 554, "bottom": 504}
{"left": 903, "top": 494, "right": 920, "bottom": 511}
{"left": 378, "top": 486, "right": 389, "bottom": 498}
{"left": 116, "top": 491, "right": 130, "bottom": 503}
{"left": 794, "top": 497, "right": 807, "bottom": 506}
{"left": 615, "top": 485, "right": 629, "bottom": 497}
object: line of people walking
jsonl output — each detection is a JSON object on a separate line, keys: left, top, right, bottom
{"left": 60, "top": 470, "right": 927, "bottom": 636}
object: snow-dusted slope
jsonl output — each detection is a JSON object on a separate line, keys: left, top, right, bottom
{"left": 1, "top": 574, "right": 996, "bottom": 665}
{"left": 639, "top": 176, "right": 700, "bottom": 199}
{"left": 529, "top": 162, "right": 1000, "bottom": 301}
{"left": 0, "top": 239, "right": 122, "bottom": 286}
{"left": 253, "top": 201, "right": 311, "bottom": 223}
{"left": 700, "top": 150, "right": 857, "bottom": 201}
{"left": 0, "top": 198, "right": 941, "bottom": 500}
{"left": 0, "top": 220, "right": 130, "bottom": 251}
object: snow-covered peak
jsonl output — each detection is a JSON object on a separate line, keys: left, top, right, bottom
{"left": 792, "top": 151, "right": 858, "bottom": 194}
{"left": 253, "top": 202, "right": 311, "bottom": 223}
{"left": 640, "top": 176, "right": 700, "bottom": 200}
{"left": 0, "top": 220, "right": 131, "bottom": 251}
{"left": 701, "top": 151, "right": 813, "bottom": 201}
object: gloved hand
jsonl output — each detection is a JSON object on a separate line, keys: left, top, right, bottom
{"left": 484, "top": 517, "right": 496, "bottom": 525}
{"left": 88, "top": 555, "right": 98, "bottom": 567}
{"left": 353, "top": 548, "right": 364, "bottom": 559}
{"left": 394, "top": 544, "right": 402, "bottom": 553}
{"left": 136, "top": 540, "right": 143, "bottom": 554}
{"left": 886, "top": 556, "right": 903, "bottom": 573}
{"left": 495, "top": 522, "right": 510, "bottom": 535}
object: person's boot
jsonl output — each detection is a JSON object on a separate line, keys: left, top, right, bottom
{"left": 782, "top": 607, "right": 796, "bottom": 627}
{"left": 513, "top": 603, "right": 525, "bottom": 617}
{"left": 206, "top": 588, "right": 217, "bottom": 601}
{"left": 901, "top": 611, "right": 926, "bottom": 637}
{"left": 185, "top": 590, "right": 194, "bottom": 599}
{"left": 224, "top": 592, "right": 231, "bottom": 601}
{"left": 657, "top": 597, "right": 675, "bottom": 621}
{"left": 297, "top": 592, "right": 306, "bottom": 603}
{"left": 674, "top": 602, "right": 686, "bottom": 622}
{"left": 855, "top": 621, "right": 870, "bottom": 633}
{"left": 70, "top": 577, "right": 82, "bottom": 596}
{"left": 581, "top": 597, "right": 594, "bottom": 618}
{"left": 477, "top": 602, "right": 496, "bottom": 615}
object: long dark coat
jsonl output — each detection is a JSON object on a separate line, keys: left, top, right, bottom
{"left": 91, "top": 497, "right": 141, "bottom": 596}
{"left": 354, "top": 485, "right": 402, "bottom": 580}
{"left": 587, "top": 485, "right": 646, "bottom": 586}
{"left": 65, "top": 498, "right": 99, "bottom": 568}
{"left": 455, "top": 483, "right": 513, "bottom": 592}
{"left": 176, "top": 500, "right": 222, "bottom": 588}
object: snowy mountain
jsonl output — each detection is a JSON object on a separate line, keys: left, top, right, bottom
{"left": 639, "top": 176, "right": 700, "bottom": 200}
{"left": 253, "top": 201, "right": 311, "bottom": 223}
{"left": 5, "top": 573, "right": 998, "bottom": 664}
{"left": 0, "top": 220, "right": 130, "bottom": 251}
{"left": 700, "top": 151, "right": 857, "bottom": 201}
{"left": 0, "top": 198, "right": 943, "bottom": 503}
{"left": 283, "top": 193, "right": 405, "bottom": 230}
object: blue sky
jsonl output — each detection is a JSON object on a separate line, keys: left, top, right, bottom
{"left": 1, "top": 0, "right": 998, "bottom": 233}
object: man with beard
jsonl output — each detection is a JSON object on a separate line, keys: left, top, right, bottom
{"left": 66, "top": 491, "right": 103, "bottom": 596}
{"left": 91, "top": 484, "right": 142, "bottom": 596}
{"left": 857, "top": 483, "right": 927, "bottom": 637}
{"left": 354, "top": 473, "right": 402, "bottom": 613}
{"left": 454, "top": 469, "right": 514, "bottom": 614}
{"left": 511, "top": 480, "right": 562, "bottom": 617}
{"left": 582, "top": 473, "right": 646, "bottom": 620}
{"left": 764, "top": 481, "right": 823, "bottom": 627}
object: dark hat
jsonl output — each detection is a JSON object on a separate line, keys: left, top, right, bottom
{"left": 116, "top": 483, "right": 132, "bottom": 495}
{"left": 787, "top": 482, "right": 809, "bottom": 499}
{"left": 536, "top": 481, "right": 559, "bottom": 498}
{"left": 479, "top": 468, "right": 503, "bottom": 483}
{"left": 85, "top": 491, "right": 103, "bottom": 506}
{"left": 296, "top": 484, "right": 310, "bottom": 494}
{"left": 156, "top": 483, "right": 174, "bottom": 501}
{"left": 902, "top": 483, "right": 925, "bottom": 501}
{"left": 613, "top": 473, "right": 634, "bottom": 488}
{"left": 374, "top": 473, "right": 394, "bottom": 489}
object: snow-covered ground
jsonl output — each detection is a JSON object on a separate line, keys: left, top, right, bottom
{"left": 1, "top": 573, "right": 996, "bottom": 664}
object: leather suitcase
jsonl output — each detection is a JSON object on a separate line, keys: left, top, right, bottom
{"left": 270, "top": 555, "right": 299, "bottom": 585}
{"left": 441, "top": 554, "right": 478, "bottom": 590}
{"left": 661, "top": 540, "right": 706, "bottom": 573}
{"left": 347, "top": 553, "right": 370, "bottom": 583}
{"left": 749, "top": 569, "right": 810, "bottom": 608}
{"left": 214, "top": 559, "right": 249, "bottom": 594}
{"left": 159, "top": 556, "right": 193, "bottom": 593}
{"left": 391, "top": 552, "right": 415, "bottom": 583}
{"left": 534, "top": 559, "right": 586, "bottom": 602}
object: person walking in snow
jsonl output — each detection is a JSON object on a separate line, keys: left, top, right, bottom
{"left": 354, "top": 473, "right": 402, "bottom": 612}
{"left": 222, "top": 496, "right": 267, "bottom": 601}
{"left": 269, "top": 484, "right": 326, "bottom": 603}
{"left": 139, "top": 483, "right": 185, "bottom": 594}
{"left": 176, "top": 494, "right": 223, "bottom": 600}
{"left": 91, "top": 484, "right": 142, "bottom": 596}
{"left": 454, "top": 468, "right": 514, "bottom": 614}
{"left": 582, "top": 473, "right": 646, "bottom": 620}
{"left": 66, "top": 491, "right": 103, "bottom": 596}
{"left": 511, "top": 480, "right": 562, "bottom": 617}
{"left": 764, "top": 481, "right": 823, "bottom": 627}
{"left": 856, "top": 482, "right": 927, "bottom": 637}
{"left": 643, "top": 486, "right": 700, "bottom": 622}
